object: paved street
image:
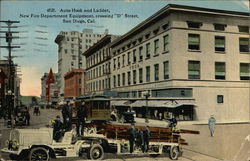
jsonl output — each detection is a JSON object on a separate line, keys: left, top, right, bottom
{"left": 0, "top": 108, "right": 221, "bottom": 161}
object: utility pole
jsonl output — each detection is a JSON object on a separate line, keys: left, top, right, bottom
{"left": 0, "top": 20, "right": 20, "bottom": 127}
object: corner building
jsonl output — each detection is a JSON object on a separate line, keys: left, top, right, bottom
{"left": 110, "top": 4, "right": 250, "bottom": 123}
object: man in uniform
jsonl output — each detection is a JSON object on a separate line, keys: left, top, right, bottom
{"left": 53, "top": 115, "right": 64, "bottom": 142}
{"left": 143, "top": 125, "right": 150, "bottom": 152}
{"left": 76, "top": 101, "right": 86, "bottom": 136}
{"left": 61, "top": 102, "right": 68, "bottom": 128}
{"left": 128, "top": 124, "right": 137, "bottom": 153}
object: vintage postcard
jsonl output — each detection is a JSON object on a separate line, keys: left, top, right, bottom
{"left": 0, "top": 0, "right": 249, "bottom": 161}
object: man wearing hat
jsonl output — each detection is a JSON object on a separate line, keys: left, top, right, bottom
{"left": 53, "top": 115, "right": 64, "bottom": 142}
{"left": 128, "top": 123, "right": 137, "bottom": 153}
{"left": 208, "top": 115, "right": 216, "bottom": 137}
{"left": 76, "top": 101, "right": 86, "bottom": 136}
{"left": 143, "top": 125, "right": 150, "bottom": 152}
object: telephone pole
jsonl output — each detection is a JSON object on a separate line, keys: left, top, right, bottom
{"left": 0, "top": 20, "right": 20, "bottom": 127}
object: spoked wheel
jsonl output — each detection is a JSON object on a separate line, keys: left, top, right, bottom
{"left": 169, "top": 146, "right": 179, "bottom": 160}
{"left": 29, "top": 147, "right": 49, "bottom": 161}
{"left": 87, "top": 144, "right": 104, "bottom": 160}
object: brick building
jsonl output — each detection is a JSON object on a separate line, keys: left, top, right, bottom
{"left": 64, "top": 69, "right": 85, "bottom": 98}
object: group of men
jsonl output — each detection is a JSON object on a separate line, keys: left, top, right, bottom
{"left": 52, "top": 101, "right": 86, "bottom": 142}
{"left": 128, "top": 124, "right": 150, "bottom": 153}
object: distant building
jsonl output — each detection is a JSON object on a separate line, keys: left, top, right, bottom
{"left": 55, "top": 29, "right": 107, "bottom": 95}
{"left": 41, "top": 69, "right": 59, "bottom": 104}
{"left": 108, "top": 4, "right": 249, "bottom": 123}
{"left": 64, "top": 69, "right": 85, "bottom": 98}
{"left": 84, "top": 35, "right": 119, "bottom": 95}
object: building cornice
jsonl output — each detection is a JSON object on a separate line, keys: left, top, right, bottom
{"left": 111, "top": 4, "right": 249, "bottom": 48}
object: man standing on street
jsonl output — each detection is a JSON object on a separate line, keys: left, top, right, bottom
{"left": 76, "top": 101, "right": 86, "bottom": 136}
{"left": 61, "top": 102, "right": 68, "bottom": 129}
{"left": 128, "top": 124, "right": 137, "bottom": 153}
{"left": 208, "top": 115, "right": 216, "bottom": 137}
{"left": 25, "top": 106, "right": 30, "bottom": 126}
{"left": 143, "top": 125, "right": 150, "bottom": 152}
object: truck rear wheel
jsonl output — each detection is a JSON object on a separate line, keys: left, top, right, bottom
{"left": 87, "top": 144, "right": 104, "bottom": 160}
{"left": 169, "top": 146, "right": 179, "bottom": 160}
{"left": 29, "top": 147, "right": 49, "bottom": 161}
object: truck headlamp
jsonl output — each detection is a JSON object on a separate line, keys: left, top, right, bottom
{"left": 12, "top": 140, "right": 19, "bottom": 150}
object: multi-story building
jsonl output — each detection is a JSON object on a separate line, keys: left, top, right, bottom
{"left": 55, "top": 29, "right": 107, "bottom": 95}
{"left": 64, "top": 69, "right": 85, "bottom": 98}
{"left": 85, "top": 35, "right": 118, "bottom": 95}
{"left": 110, "top": 4, "right": 250, "bottom": 123}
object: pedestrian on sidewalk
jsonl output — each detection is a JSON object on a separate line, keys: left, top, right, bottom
{"left": 208, "top": 115, "right": 216, "bottom": 137}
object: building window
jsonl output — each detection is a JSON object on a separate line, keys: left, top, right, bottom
{"left": 122, "top": 73, "right": 125, "bottom": 86}
{"left": 113, "top": 59, "right": 116, "bottom": 70}
{"left": 99, "top": 66, "right": 101, "bottom": 76}
{"left": 139, "top": 68, "right": 143, "bottom": 83}
{"left": 188, "top": 61, "right": 200, "bottom": 79}
{"left": 133, "top": 50, "right": 136, "bottom": 63}
{"left": 188, "top": 34, "right": 200, "bottom": 50}
{"left": 133, "top": 70, "right": 136, "bottom": 84}
{"left": 163, "top": 35, "right": 169, "bottom": 52}
{"left": 127, "top": 71, "right": 131, "bottom": 85}
{"left": 217, "top": 95, "right": 224, "bottom": 103}
{"left": 162, "top": 22, "right": 169, "bottom": 30}
{"left": 146, "top": 43, "right": 150, "bottom": 58}
{"left": 118, "top": 74, "right": 120, "bottom": 87}
{"left": 113, "top": 75, "right": 116, "bottom": 87}
{"left": 163, "top": 61, "right": 169, "bottom": 79}
{"left": 127, "top": 52, "right": 131, "bottom": 64}
{"left": 215, "top": 36, "right": 225, "bottom": 52}
{"left": 146, "top": 66, "right": 150, "bottom": 82}
{"left": 240, "top": 63, "right": 250, "bottom": 80}
{"left": 215, "top": 62, "right": 225, "bottom": 80}
{"left": 239, "top": 38, "right": 249, "bottom": 52}
{"left": 72, "top": 55, "right": 76, "bottom": 60}
{"left": 154, "top": 64, "right": 159, "bottom": 81}
{"left": 122, "top": 54, "right": 125, "bottom": 66}
{"left": 65, "top": 49, "right": 68, "bottom": 53}
{"left": 154, "top": 39, "right": 159, "bottom": 55}
{"left": 187, "top": 21, "right": 202, "bottom": 28}
{"left": 118, "top": 57, "right": 120, "bottom": 68}
{"left": 139, "top": 47, "right": 143, "bottom": 61}
{"left": 238, "top": 26, "right": 249, "bottom": 33}
{"left": 214, "top": 24, "right": 226, "bottom": 31}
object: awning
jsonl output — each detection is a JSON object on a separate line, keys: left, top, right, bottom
{"left": 131, "top": 100, "right": 196, "bottom": 108}
{"left": 111, "top": 100, "right": 131, "bottom": 106}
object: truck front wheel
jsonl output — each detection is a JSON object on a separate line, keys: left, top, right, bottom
{"left": 29, "top": 147, "right": 49, "bottom": 161}
{"left": 87, "top": 144, "right": 104, "bottom": 160}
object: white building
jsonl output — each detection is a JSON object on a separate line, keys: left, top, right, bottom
{"left": 84, "top": 35, "right": 119, "bottom": 95}
{"left": 109, "top": 4, "right": 250, "bottom": 123}
{"left": 55, "top": 29, "right": 107, "bottom": 95}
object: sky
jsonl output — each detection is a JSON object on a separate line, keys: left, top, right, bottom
{"left": 0, "top": 0, "right": 249, "bottom": 97}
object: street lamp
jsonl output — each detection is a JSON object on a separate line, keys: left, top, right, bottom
{"left": 143, "top": 91, "right": 150, "bottom": 123}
